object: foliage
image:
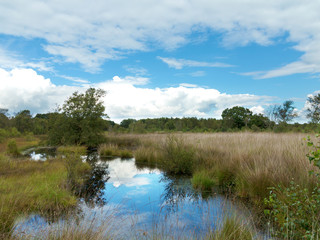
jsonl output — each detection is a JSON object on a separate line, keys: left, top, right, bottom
{"left": 265, "top": 133, "right": 320, "bottom": 239}
{"left": 306, "top": 93, "right": 320, "bottom": 124}
{"left": 57, "top": 146, "right": 91, "bottom": 191}
{"left": 48, "top": 88, "right": 107, "bottom": 147}
{"left": 14, "top": 110, "right": 33, "bottom": 133}
{"left": 272, "top": 100, "right": 298, "bottom": 123}
{"left": 6, "top": 140, "right": 20, "bottom": 157}
{"left": 162, "top": 135, "right": 195, "bottom": 175}
{"left": 222, "top": 106, "right": 252, "bottom": 129}
{"left": 265, "top": 182, "right": 320, "bottom": 239}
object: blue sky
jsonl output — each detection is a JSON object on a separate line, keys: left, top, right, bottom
{"left": 0, "top": 1, "right": 319, "bottom": 123}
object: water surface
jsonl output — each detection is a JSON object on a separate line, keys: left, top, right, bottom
{"left": 16, "top": 150, "right": 252, "bottom": 239}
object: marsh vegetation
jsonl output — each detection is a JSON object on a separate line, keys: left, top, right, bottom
{"left": 1, "top": 89, "right": 320, "bottom": 239}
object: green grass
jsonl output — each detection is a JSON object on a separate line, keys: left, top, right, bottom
{"left": 0, "top": 156, "right": 78, "bottom": 237}
{"left": 207, "top": 217, "right": 255, "bottom": 240}
{"left": 191, "top": 170, "right": 217, "bottom": 191}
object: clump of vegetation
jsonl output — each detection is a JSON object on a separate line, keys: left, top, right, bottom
{"left": 192, "top": 170, "right": 216, "bottom": 191}
{"left": 264, "top": 133, "right": 320, "bottom": 239}
{"left": 6, "top": 139, "right": 20, "bottom": 157}
{"left": 134, "top": 145, "right": 162, "bottom": 164}
{"left": 57, "top": 146, "right": 91, "bottom": 191}
{"left": 98, "top": 143, "right": 133, "bottom": 158}
{"left": 207, "top": 217, "right": 254, "bottom": 240}
{"left": 162, "top": 135, "right": 195, "bottom": 175}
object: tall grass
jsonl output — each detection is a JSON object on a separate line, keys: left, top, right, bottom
{"left": 130, "top": 132, "right": 315, "bottom": 205}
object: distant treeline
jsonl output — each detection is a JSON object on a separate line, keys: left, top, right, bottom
{"left": 1, "top": 109, "right": 319, "bottom": 142}
{"left": 1, "top": 94, "right": 320, "bottom": 140}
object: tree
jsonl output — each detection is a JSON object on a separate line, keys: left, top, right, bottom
{"left": 14, "top": 110, "right": 33, "bottom": 133}
{"left": 272, "top": 100, "right": 298, "bottom": 123}
{"left": 306, "top": 93, "right": 320, "bottom": 123}
{"left": 249, "top": 113, "right": 271, "bottom": 129}
{"left": 48, "top": 88, "right": 107, "bottom": 147}
{"left": 221, "top": 106, "right": 252, "bottom": 129}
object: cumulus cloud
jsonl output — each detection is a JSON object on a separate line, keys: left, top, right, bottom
{"left": 0, "top": 68, "right": 77, "bottom": 114}
{"left": 0, "top": 68, "right": 275, "bottom": 120}
{"left": 1, "top": 1, "right": 320, "bottom": 76}
{"left": 158, "top": 57, "right": 233, "bottom": 69}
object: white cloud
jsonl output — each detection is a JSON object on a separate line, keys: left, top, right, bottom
{"left": 1, "top": 1, "right": 320, "bottom": 76}
{"left": 158, "top": 57, "right": 233, "bottom": 69}
{"left": 0, "top": 47, "right": 53, "bottom": 72}
{"left": 106, "top": 158, "right": 160, "bottom": 188}
{"left": 250, "top": 106, "right": 265, "bottom": 115}
{"left": 0, "top": 68, "right": 77, "bottom": 114}
{"left": 0, "top": 68, "right": 275, "bottom": 121}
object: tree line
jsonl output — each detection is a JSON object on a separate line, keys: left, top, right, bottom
{"left": 0, "top": 89, "right": 320, "bottom": 145}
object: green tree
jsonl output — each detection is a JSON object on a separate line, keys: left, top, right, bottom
{"left": 306, "top": 93, "right": 320, "bottom": 123}
{"left": 0, "top": 109, "right": 9, "bottom": 129}
{"left": 249, "top": 113, "right": 271, "bottom": 129}
{"left": 120, "top": 119, "right": 136, "bottom": 129}
{"left": 48, "top": 88, "right": 107, "bottom": 147}
{"left": 222, "top": 106, "right": 252, "bottom": 129}
{"left": 272, "top": 100, "right": 298, "bottom": 123}
{"left": 14, "top": 110, "right": 33, "bottom": 133}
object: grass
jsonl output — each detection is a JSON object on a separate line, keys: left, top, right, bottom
{"left": 191, "top": 170, "right": 216, "bottom": 191}
{"left": 98, "top": 143, "right": 133, "bottom": 158}
{"left": 0, "top": 144, "right": 91, "bottom": 238}
{"left": 0, "top": 155, "right": 78, "bottom": 238}
{"left": 121, "top": 132, "right": 316, "bottom": 207}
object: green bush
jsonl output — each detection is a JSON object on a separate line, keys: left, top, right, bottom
{"left": 265, "top": 182, "right": 320, "bottom": 239}
{"left": 265, "top": 133, "right": 320, "bottom": 239}
{"left": 6, "top": 140, "right": 20, "bottom": 157}
{"left": 162, "top": 135, "right": 195, "bottom": 175}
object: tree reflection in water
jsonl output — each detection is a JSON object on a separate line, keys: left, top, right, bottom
{"left": 159, "top": 174, "right": 202, "bottom": 212}
{"left": 81, "top": 151, "right": 110, "bottom": 205}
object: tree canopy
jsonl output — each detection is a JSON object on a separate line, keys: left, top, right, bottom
{"left": 272, "top": 100, "right": 298, "bottom": 123}
{"left": 222, "top": 106, "right": 252, "bottom": 129}
{"left": 48, "top": 88, "right": 107, "bottom": 147}
{"left": 306, "top": 93, "right": 320, "bottom": 123}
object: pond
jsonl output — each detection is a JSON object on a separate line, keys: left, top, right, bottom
{"left": 16, "top": 148, "right": 258, "bottom": 239}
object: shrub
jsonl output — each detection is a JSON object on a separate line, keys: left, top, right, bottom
{"left": 265, "top": 133, "right": 320, "bottom": 239}
{"left": 6, "top": 140, "right": 20, "bottom": 157}
{"left": 162, "top": 135, "right": 195, "bottom": 175}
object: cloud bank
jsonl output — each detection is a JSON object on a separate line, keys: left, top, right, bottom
{"left": 0, "top": 68, "right": 274, "bottom": 121}
{"left": 1, "top": 1, "right": 320, "bottom": 76}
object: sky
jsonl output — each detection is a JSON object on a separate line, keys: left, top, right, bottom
{"left": 0, "top": 0, "right": 319, "bottom": 123}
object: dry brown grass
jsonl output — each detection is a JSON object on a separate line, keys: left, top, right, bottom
{"left": 127, "top": 132, "right": 316, "bottom": 204}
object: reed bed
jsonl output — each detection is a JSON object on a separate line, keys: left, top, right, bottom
{"left": 124, "top": 132, "right": 316, "bottom": 205}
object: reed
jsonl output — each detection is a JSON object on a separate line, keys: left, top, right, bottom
{"left": 117, "top": 132, "right": 315, "bottom": 205}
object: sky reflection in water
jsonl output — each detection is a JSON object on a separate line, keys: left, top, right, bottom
{"left": 15, "top": 155, "right": 249, "bottom": 239}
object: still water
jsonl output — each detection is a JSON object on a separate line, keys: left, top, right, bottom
{"left": 16, "top": 149, "right": 252, "bottom": 239}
